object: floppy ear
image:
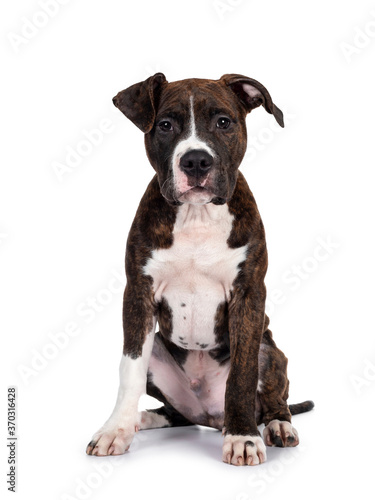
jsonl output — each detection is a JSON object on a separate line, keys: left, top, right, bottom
{"left": 112, "top": 73, "right": 167, "bottom": 133}
{"left": 220, "top": 74, "right": 284, "bottom": 127}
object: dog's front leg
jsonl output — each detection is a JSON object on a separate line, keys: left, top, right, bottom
{"left": 223, "top": 246, "right": 268, "bottom": 466}
{"left": 223, "top": 291, "right": 266, "bottom": 466}
{"left": 87, "top": 281, "right": 156, "bottom": 456}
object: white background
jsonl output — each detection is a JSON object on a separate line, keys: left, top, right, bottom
{"left": 1, "top": 0, "right": 375, "bottom": 498}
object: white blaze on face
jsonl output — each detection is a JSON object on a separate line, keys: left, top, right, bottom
{"left": 172, "top": 95, "right": 215, "bottom": 200}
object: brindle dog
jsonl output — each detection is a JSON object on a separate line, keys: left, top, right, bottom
{"left": 86, "top": 74, "right": 314, "bottom": 466}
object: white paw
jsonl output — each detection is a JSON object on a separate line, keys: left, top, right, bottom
{"left": 263, "top": 419, "right": 299, "bottom": 447}
{"left": 222, "top": 434, "right": 267, "bottom": 466}
{"left": 86, "top": 418, "right": 139, "bottom": 456}
{"left": 139, "top": 410, "right": 170, "bottom": 430}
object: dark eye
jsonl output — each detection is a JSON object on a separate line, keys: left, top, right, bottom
{"left": 158, "top": 120, "right": 173, "bottom": 132}
{"left": 216, "top": 117, "right": 231, "bottom": 129}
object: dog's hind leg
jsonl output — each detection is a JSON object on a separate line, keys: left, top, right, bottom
{"left": 140, "top": 405, "right": 194, "bottom": 430}
{"left": 257, "top": 326, "right": 300, "bottom": 448}
{"left": 142, "top": 371, "right": 194, "bottom": 430}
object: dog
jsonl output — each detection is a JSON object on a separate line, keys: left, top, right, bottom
{"left": 86, "top": 73, "right": 314, "bottom": 466}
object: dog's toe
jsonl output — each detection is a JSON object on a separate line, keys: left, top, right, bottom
{"left": 86, "top": 440, "right": 97, "bottom": 455}
{"left": 86, "top": 426, "right": 135, "bottom": 456}
{"left": 222, "top": 434, "right": 266, "bottom": 466}
{"left": 263, "top": 420, "right": 299, "bottom": 447}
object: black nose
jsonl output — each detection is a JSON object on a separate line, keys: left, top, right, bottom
{"left": 180, "top": 150, "right": 213, "bottom": 177}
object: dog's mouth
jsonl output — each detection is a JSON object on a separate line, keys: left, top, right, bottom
{"left": 177, "top": 184, "right": 214, "bottom": 204}
{"left": 188, "top": 186, "right": 208, "bottom": 193}
{"left": 161, "top": 174, "right": 226, "bottom": 206}
{"left": 180, "top": 184, "right": 215, "bottom": 197}
{"left": 162, "top": 183, "right": 226, "bottom": 206}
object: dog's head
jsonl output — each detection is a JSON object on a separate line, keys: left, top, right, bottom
{"left": 113, "top": 74, "right": 284, "bottom": 205}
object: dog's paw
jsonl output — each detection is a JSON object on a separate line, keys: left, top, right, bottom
{"left": 222, "top": 434, "right": 267, "bottom": 466}
{"left": 86, "top": 423, "right": 138, "bottom": 456}
{"left": 263, "top": 420, "right": 299, "bottom": 447}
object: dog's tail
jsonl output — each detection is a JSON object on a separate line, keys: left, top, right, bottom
{"left": 288, "top": 400, "right": 315, "bottom": 415}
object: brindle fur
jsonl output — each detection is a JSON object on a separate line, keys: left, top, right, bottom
{"left": 112, "top": 73, "right": 313, "bottom": 445}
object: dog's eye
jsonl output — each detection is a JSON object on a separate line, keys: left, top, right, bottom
{"left": 158, "top": 121, "right": 173, "bottom": 132}
{"left": 216, "top": 117, "right": 231, "bottom": 129}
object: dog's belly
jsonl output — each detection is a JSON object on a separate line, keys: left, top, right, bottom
{"left": 148, "top": 335, "right": 230, "bottom": 428}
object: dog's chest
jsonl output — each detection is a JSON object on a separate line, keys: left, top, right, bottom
{"left": 144, "top": 203, "right": 248, "bottom": 349}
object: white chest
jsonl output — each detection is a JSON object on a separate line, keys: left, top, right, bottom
{"left": 143, "top": 203, "right": 248, "bottom": 349}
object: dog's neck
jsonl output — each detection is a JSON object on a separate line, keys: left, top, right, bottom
{"left": 174, "top": 202, "right": 230, "bottom": 231}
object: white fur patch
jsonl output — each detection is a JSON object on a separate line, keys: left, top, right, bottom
{"left": 222, "top": 434, "right": 267, "bottom": 466}
{"left": 143, "top": 203, "right": 247, "bottom": 350}
{"left": 139, "top": 410, "right": 170, "bottom": 430}
{"left": 111, "top": 332, "right": 155, "bottom": 417}
{"left": 87, "top": 321, "right": 156, "bottom": 456}
{"left": 172, "top": 95, "right": 215, "bottom": 199}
